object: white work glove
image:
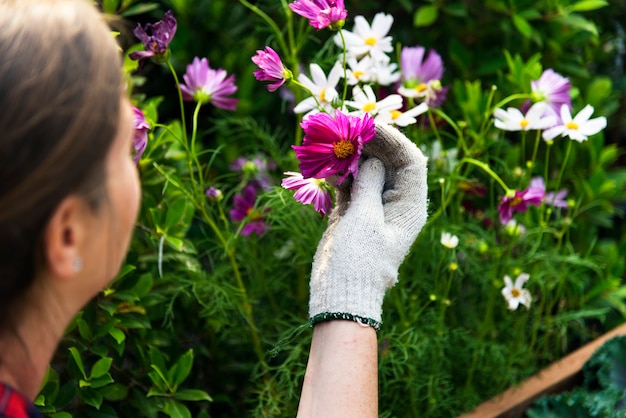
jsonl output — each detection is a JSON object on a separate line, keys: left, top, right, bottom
{"left": 309, "top": 123, "right": 428, "bottom": 330}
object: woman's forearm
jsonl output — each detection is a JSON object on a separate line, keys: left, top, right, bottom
{"left": 297, "top": 320, "right": 378, "bottom": 418}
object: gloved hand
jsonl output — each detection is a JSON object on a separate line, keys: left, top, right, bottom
{"left": 309, "top": 122, "right": 429, "bottom": 330}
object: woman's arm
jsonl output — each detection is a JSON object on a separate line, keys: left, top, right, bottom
{"left": 296, "top": 123, "right": 429, "bottom": 417}
{"left": 297, "top": 321, "right": 378, "bottom": 418}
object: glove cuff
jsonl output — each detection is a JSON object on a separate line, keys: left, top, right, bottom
{"left": 310, "top": 312, "right": 381, "bottom": 331}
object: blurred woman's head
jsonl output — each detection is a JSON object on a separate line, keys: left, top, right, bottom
{"left": 0, "top": 0, "right": 140, "bottom": 329}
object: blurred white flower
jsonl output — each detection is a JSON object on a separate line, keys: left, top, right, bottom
{"left": 501, "top": 273, "right": 532, "bottom": 310}
{"left": 440, "top": 232, "right": 459, "bottom": 249}
{"left": 493, "top": 102, "right": 556, "bottom": 132}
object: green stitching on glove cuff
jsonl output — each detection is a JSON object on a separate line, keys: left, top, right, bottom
{"left": 310, "top": 312, "right": 381, "bottom": 331}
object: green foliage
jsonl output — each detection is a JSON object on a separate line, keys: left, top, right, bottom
{"left": 527, "top": 336, "right": 626, "bottom": 417}
{"left": 40, "top": 0, "right": 626, "bottom": 417}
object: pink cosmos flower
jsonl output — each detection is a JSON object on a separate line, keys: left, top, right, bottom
{"left": 129, "top": 10, "right": 177, "bottom": 62}
{"left": 497, "top": 184, "right": 545, "bottom": 225}
{"left": 179, "top": 57, "right": 238, "bottom": 110}
{"left": 229, "top": 185, "right": 269, "bottom": 237}
{"left": 531, "top": 69, "right": 571, "bottom": 122}
{"left": 132, "top": 107, "right": 150, "bottom": 164}
{"left": 289, "top": 0, "right": 348, "bottom": 30}
{"left": 292, "top": 110, "right": 375, "bottom": 184}
{"left": 397, "top": 46, "right": 448, "bottom": 107}
{"left": 281, "top": 171, "right": 333, "bottom": 217}
{"left": 252, "top": 47, "right": 292, "bottom": 92}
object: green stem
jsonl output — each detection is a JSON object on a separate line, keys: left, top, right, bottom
{"left": 431, "top": 108, "right": 469, "bottom": 156}
{"left": 554, "top": 140, "right": 573, "bottom": 193}
{"left": 166, "top": 60, "right": 197, "bottom": 188}
{"left": 477, "top": 85, "right": 499, "bottom": 136}
{"left": 291, "top": 79, "right": 324, "bottom": 112}
{"left": 460, "top": 158, "right": 512, "bottom": 195}
{"left": 338, "top": 29, "right": 349, "bottom": 106}
{"left": 491, "top": 93, "right": 532, "bottom": 111}
{"left": 529, "top": 129, "right": 541, "bottom": 174}
{"left": 239, "top": 0, "right": 289, "bottom": 59}
{"left": 166, "top": 60, "right": 187, "bottom": 142}
{"left": 190, "top": 101, "right": 204, "bottom": 193}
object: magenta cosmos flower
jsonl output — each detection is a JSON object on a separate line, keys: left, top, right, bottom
{"left": 289, "top": 0, "right": 348, "bottom": 30}
{"left": 282, "top": 172, "right": 333, "bottom": 216}
{"left": 292, "top": 110, "right": 375, "bottom": 184}
{"left": 179, "top": 57, "right": 238, "bottom": 111}
{"left": 497, "top": 184, "right": 545, "bottom": 225}
{"left": 397, "top": 46, "right": 448, "bottom": 107}
{"left": 230, "top": 185, "right": 269, "bottom": 236}
{"left": 531, "top": 69, "right": 571, "bottom": 121}
{"left": 132, "top": 107, "right": 150, "bottom": 164}
{"left": 129, "top": 10, "right": 177, "bottom": 62}
{"left": 252, "top": 47, "right": 292, "bottom": 92}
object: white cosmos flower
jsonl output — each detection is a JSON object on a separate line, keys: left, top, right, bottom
{"left": 377, "top": 102, "right": 428, "bottom": 127}
{"left": 371, "top": 59, "right": 400, "bottom": 86}
{"left": 542, "top": 104, "right": 607, "bottom": 142}
{"left": 293, "top": 62, "right": 343, "bottom": 116}
{"left": 335, "top": 13, "right": 394, "bottom": 61}
{"left": 345, "top": 84, "right": 403, "bottom": 121}
{"left": 440, "top": 232, "right": 459, "bottom": 249}
{"left": 344, "top": 56, "right": 376, "bottom": 85}
{"left": 501, "top": 273, "right": 532, "bottom": 310}
{"left": 493, "top": 102, "right": 557, "bottom": 132}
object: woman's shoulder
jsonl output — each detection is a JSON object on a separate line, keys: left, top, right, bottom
{"left": 0, "top": 383, "right": 42, "bottom": 418}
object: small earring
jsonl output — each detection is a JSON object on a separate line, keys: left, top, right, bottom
{"left": 73, "top": 257, "right": 83, "bottom": 273}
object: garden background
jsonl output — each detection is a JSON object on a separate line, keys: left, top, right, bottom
{"left": 36, "top": 0, "right": 626, "bottom": 417}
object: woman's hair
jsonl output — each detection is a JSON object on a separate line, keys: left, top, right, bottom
{"left": 0, "top": 0, "right": 123, "bottom": 321}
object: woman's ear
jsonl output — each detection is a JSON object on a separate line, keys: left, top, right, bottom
{"left": 43, "top": 196, "right": 88, "bottom": 280}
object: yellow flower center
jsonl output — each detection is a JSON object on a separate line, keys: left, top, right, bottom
{"left": 566, "top": 121, "right": 579, "bottom": 130}
{"left": 363, "top": 102, "right": 376, "bottom": 112}
{"left": 415, "top": 83, "right": 428, "bottom": 93}
{"left": 352, "top": 70, "right": 364, "bottom": 79}
{"left": 520, "top": 119, "right": 529, "bottom": 128}
{"left": 319, "top": 88, "right": 327, "bottom": 102}
{"left": 333, "top": 140, "right": 355, "bottom": 159}
{"left": 511, "top": 288, "right": 521, "bottom": 298}
{"left": 364, "top": 37, "right": 377, "bottom": 46}
{"left": 510, "top": 196, "right": 523, "bottom": 207}
{"left": 390, "top": 110, "right": 402, "bottom": 120}
{"left": 246, "top": 207, "right": 261, "bottom": 220}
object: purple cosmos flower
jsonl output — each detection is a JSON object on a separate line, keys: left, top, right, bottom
{"left": 179, "top": 57, "right": 238, "bottom": 110}
{"left": 531, "top": 69, "right": 571, "bottom": 122}
{"left": 252, "top": 47, "right": 292, "bottom": 92}
{"left": 292, "top": 110, "right": 375, "bottom": 184}
{"left": 230, "top": 155, "right": 276, "bottom": 190}
{"left": 205, "top": 186, "right": 223, "bottom": 202}
{"left": 529, "top": 177, "right": 568, "bottom": 209}
{"left": 497, "top": 184, "right": 545, "bottom": 225}
{"left": 229, "top": 185, "right": 269, "bottom": 237}
{"left": 129, "top": 10, "right": 177, "bottom": 62}
{"left": 397, "top": 46, "right": 448, "bottom": 107}
{"left": 132, "top": 106, "right": 150, "bottom": 164}
{"left": 289, "top": 0, "right": 348, "bottom": 30}
{"left": 281, "top": 171, "right": 333, "bottom": 217}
